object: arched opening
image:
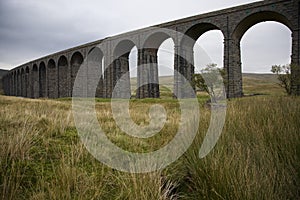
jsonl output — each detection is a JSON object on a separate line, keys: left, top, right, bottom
{"left": 241, "top": 22, "right": 291, "bottom": 95}
{"left": 39, "top": 62, "right": 47, "bottom": 97}
{"left": 87, "top": 47, "right": 104, "bottom": 97}
{"left": 126, "top": 46, "right": 138, "bottom": 97}
{"left": 194, "top": 30, "right": 224, "bottom": 97}
{"left": 182, "top": 23, "right": 224, "bottom": 98}
{"left": 113, "top": 40, "right": 136, "bottom": 98}
{"left": 194, "top": 30, "right": 224, "bottom": 71}
{"left": 158, "top": 39, "right": 174, "bottom": 76}
{"left": 233, "top": 11, "right": 292, "bottom": 96}
{"left": 25, "top": 66, "right": 29, "bottom": 97}
{"left": 58, "top": 56, "right": 69, "bottom": 97}
{"left": 47, "top": 59, "right": 58, "bottom": 98}
{"left": 71, "top": 52, "right": 84, "bottom": 96}
{"left": 31, "top": 65, "right": 38, "bottom": 98}
{"left": 157, "top": 38, "right": 175, "bottom": 98}
{"left": 139, "top": 32, "right": 174, "bottom": 98}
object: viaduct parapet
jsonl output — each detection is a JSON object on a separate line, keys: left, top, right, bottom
{"left": 2, "top": 0, "right": 300, "bottom": 99}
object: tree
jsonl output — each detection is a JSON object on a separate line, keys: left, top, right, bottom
{"left": 193, "top": 63, "right": 226, "bottom": 102}
{"left": 271, "top": 64, "right": 291, "bottom": 95}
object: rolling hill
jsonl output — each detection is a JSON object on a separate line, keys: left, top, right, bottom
{"left": 130, "top": 73, "right": 282, "bottom": 97}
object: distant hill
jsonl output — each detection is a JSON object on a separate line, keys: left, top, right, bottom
{"left": 242, "top": 73, "right": 278, "bottom": 83}
{"left": 0, "top": 72, "right": 282, "bottom": 96}
{"left": 130, "top": 73, "right": 282, "bottom": 96}
{"left": 242, "top": 73, "right": 283, "bottom": 95}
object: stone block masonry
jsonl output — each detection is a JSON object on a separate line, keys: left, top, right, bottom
{"left": 2, "top": 0, "right": 300, "bottom": 98}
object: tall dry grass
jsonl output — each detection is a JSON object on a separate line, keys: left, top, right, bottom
{"left": 0, "top": 94, "right": 299, "bottom": 199}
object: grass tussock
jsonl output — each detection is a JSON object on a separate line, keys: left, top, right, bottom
{"left": 0, "top": 91, "right": 299, "bottom": 199}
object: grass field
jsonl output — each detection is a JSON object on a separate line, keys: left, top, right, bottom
{"left": 242, "top": 73, "right": 284, "bottom": 96}
{"left": 0, "top": 74, "right": 299, "bottom": 199}
{"left": 132, "top": 73, "right": 282, "bottom": 97}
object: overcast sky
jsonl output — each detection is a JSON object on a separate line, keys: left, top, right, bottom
{"left": 0, "top": 0, "right": 292, "bottom": 74}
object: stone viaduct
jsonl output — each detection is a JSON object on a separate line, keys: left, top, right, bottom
{"left": 2, "top": 0, "right": 300, "bottom": 99}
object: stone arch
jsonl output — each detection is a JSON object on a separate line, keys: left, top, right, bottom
{"left": 112, "top": 40, "right": 137, "bottom": 98}
{"left": 39, "top": 62, "right": 47, "bottom": 97}
{"left": 184, "top": 23, "right": 224, "bottom": 68}
{"left": 182, "top": 23, "right": 222, "bottom": 47}
{"left": 71, "top": 51, "right": 84, "bottom": 96}
{"left": 138, "top": 32, "right": 175, "bottom": 98}
{"left": 142, "top": 32, "right": 174, "bottom": 49}
{"left": 181, "top": 23, "right": 224, "bottom": 64}
{"left": 227, "top": 11, "right": 294, "bottom": 97}
{"left": 232, "top": 11, "right": 292, "bottom": 41}
{"left": 87, "top": 47, "right": 105, "bottom": 97}
{"left": 58, "top": 55, "right": 69, "bottom": 97}
{"left": 178, "top": 23, "right": 224, "bottom": 98}
{"left": 47, "top": 59, "right": 58, "bottom": 98}
{"left": 31, "top": 64, "right": 39, "bottom": 98}
{"left": 114, "top": 40, "right": 136, "bottom": 58}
